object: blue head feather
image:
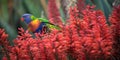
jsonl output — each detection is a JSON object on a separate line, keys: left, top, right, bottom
{"left": 22, "top": 14, "right": 32, "bottom": 24}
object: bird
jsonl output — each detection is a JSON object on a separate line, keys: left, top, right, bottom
{"left": 21, "top": 14, "right": 60, "bottom": 33}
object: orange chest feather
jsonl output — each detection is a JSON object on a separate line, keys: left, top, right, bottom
{"left": 28, "top": 20, "right": 41, "bottom": 32}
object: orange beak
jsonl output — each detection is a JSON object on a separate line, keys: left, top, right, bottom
{"left": 21, "top": 17, "right": 24, "bottom": 21}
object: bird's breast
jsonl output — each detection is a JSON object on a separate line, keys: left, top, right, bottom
{"left": 28, "top": 20, "right": 41, "bottom": 32}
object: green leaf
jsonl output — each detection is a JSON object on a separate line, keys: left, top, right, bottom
{"left": 24, "top": 0, "right": 43, "bottom": 17}
{"left": 0, "top": 0, "right": 9, "bottom": 22}
{"left": 91, "top": 0, "right": 112, "bottom": 19}
{"left": 0, "top": 20, "right": 17, "bottom": 42}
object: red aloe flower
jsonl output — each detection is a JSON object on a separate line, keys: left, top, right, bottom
{"left": 0, "top": 29, "right": 11, "bottom": 60}
{"left": 0, "top": 29, "right": 9, "bottom": 47}
{"left": 12, "top": 28, "right": 49, "bottom": 60}
{"left": 109, "top": 5, "right": 120, "bottom": 59}
{"left": 17, "top": 28, "right": 32, "bottom": 40}
{"left": 47, "top": 0, "right": 62, "bottom": 25}
{"left": 65, "top": 5, "right": 113, "bottom": 60}
{"left": 77, "top": 0, "right": 86, "bottom": 12}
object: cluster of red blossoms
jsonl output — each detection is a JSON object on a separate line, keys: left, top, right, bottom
{"left": 48, "top": 0, "right": 62, "bottom": 25}
{"left": 0, "top": 0, "right": 120, "bottom": 60}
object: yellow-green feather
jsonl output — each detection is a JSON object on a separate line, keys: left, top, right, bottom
{"left": 31, "top": 15, "right": 37, "bottom": 20}
{"left": 46, "top": 23, "right": 61, "bottom": 30}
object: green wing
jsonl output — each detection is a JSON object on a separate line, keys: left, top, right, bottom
{"left": 38, "top": 18, "right": 49, "bottom": 22}
{"left": 30, "top": 15, "right": 49, "bottom": 23}
{"left": 38, "top": 18, "right": 61, "bottom": 30}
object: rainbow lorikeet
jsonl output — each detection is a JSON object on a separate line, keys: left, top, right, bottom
{"left": 21, "top": 14, "right": 60, "bottom": 33}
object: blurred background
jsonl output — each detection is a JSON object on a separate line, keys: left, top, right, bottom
{"left": 0, "top": 0, "right": 115, "bottom": 41}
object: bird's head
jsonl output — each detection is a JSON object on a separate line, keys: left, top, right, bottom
{"left": 21, "top": 14, "right": 32, "bottom": 24}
